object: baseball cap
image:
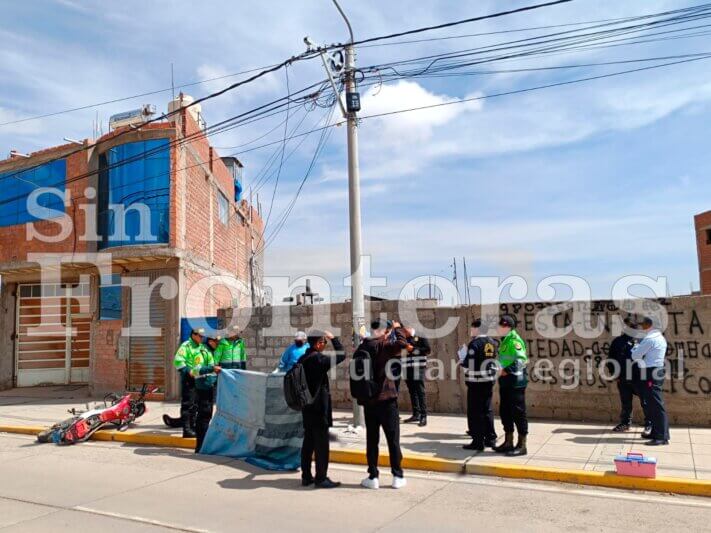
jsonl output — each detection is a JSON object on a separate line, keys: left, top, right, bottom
{"left": 295, "top": 331, "right": 307, "bottom": 340}
{"left": 498, "top": 315, "right": 516, "bottom": 329}
{"left": 191, "top": 328, "right": 206, "bottom": 336}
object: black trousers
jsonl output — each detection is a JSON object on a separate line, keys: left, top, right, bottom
{"left": 301, "top": 422, "right": 330, "bottom": 483}
{"left": 180, "top": 371, "right": 197, "bottom": 432}
{"left": 364, "top": 399, "right": 404, "bottom": 479}
{"left": 405, "top": 378, "right": 427, "bottom": 418}
{"left": 467, "top": 382, "right": 497, "bottom": 444}
{"left": 617, "top": 379, "right": 649, "bottom": 426}
{"left": 641, "top": 369, "right": 670, "bottom": 441}
{"left": 195, "top": 386, "right": 215, "bottom": 452}
{"left": 499, "top": 386, "right": 528, "bottom": 436}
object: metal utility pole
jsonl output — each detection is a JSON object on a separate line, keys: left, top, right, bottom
{"left": 331, "top": 0, "right": 365, "bottom": 428}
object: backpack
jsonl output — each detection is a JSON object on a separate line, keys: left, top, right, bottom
{"left": 349, "top": 344, "right": 379, "bottom": 402}
{"left": 283, "top": 355, "right": 316, "bottom": 411}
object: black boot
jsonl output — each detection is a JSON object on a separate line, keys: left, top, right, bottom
{"left": 462, "top": 440, "right": 484, "bottom": 451}
{"left": 403, "top": 414, "right": 420, "bottom": 424}
{"left": 163, "top": 414, "right": 182, "bottom": 428}
{"left": 493, "top": 432, "right": 514, "bottom": 454}
{"left": 506, "top": 435, "right": 527, "bottom": 457}
{"left": 418, "top": 416, "right": 427, "bottom": 427}
{"left": 182, "top": 412, "right": 196, "bottom": 439}
{"left": 484, "top": 436, "right": 498, "bottom": 449}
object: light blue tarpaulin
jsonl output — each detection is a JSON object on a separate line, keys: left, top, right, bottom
{"left": 200, "top": 369, "right": 303, "bottom": 471}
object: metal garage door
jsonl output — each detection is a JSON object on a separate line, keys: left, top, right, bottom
{"left": 15, "top": 283, "right": 90, "bottom": 387}
{"left": 124, "top": 271, "right": 167, "bottom": 391}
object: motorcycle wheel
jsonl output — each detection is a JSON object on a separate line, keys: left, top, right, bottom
{"left": 36, "top": 429, "right": 54, "bottom": 443}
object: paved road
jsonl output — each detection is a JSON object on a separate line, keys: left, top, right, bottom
{"left": 1, "top": 433, "right": 710, "bottom": 532}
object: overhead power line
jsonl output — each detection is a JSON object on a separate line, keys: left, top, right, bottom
{"left": 346, "top": 0, "right": 575, "bottom": 47}
{"left": 0, "top": 63, "right": 282, "bottom": 128}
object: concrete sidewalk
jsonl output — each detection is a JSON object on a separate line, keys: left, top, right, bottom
{"left": 1, "top": 386, "right": 710, "bottom": 481}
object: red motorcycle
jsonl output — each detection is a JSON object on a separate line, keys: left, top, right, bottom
{"left": 37, "top": 384, "right": 157, "bottom": 445}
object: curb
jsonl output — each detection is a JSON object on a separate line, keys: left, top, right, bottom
{"left": 2, "top": 425, "right": 709, "bottom": 497}
{"left": 464, "top": 462, "right": 711, "bottom": 498}
{"left": 0, "top": 425, "right": 195, "bottom": 450}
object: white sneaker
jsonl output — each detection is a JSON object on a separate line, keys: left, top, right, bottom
{"left": 392, "top": 476, "right": 407, "bottom": 489}
{"left": 361, "top": 477, "right": 379, "bottom": 490}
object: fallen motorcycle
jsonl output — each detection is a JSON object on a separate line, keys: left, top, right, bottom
{"left": 37, "top": 384, "right": 158, "bottom": 445}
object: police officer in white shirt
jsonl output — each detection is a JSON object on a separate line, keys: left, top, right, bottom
{"left": 631, "top": 316, "right": 670, "bottom": 446}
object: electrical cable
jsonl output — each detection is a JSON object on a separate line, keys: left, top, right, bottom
{"left": 0, "top": 63, "right": 282, "bottom": 128}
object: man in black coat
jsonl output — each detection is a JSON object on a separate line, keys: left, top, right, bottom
{"left": 607, "top": 318, "right": 651, "bottom": 435}
{"left": 300, "top": 329, "right": 345, "bottom": 489}
{"left": 402, "top": 327, "right": 431, "bottom": 427}
{"left": 459, "top": 318, "right": 499, "bottom": 451}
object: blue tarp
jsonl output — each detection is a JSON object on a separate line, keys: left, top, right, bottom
{"left": 200, "top": 369, "right": 303, "bottom": 471}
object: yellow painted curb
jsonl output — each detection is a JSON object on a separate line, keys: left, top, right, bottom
{"left": 330, "top": 448, "right": 463, "bottom": 474}
{"left": 0, "top": 425, "right": 195, "bottom": 450}
{"left": 0, "top": 425, "right": 39, "bottom": 437}
{"left": 2, "top": 425, "right": 709, "bottom": 497}
{"left": 465, "top": 462, "right": 711, "bottom": 498}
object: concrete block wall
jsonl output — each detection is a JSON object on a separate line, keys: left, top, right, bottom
{"left": 219, "top": 295, "right": 711, "bottom": 426}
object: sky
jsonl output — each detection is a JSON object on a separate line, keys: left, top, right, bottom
{"left": 1, "top": 0, "right": 710, "bottom": 304}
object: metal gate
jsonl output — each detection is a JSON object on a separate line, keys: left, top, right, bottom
{"left": 124, "top": 271, "right": 167, "bottom": 390}
{"left": 15, "top": 283, "right": 90, "bottom": 387}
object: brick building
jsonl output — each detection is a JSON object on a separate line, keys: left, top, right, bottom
{"left": 696, "top": 210, "right": 711, "bottom": 295}
{"left": 0, "top": 97, "right": 263, "bottom": 398}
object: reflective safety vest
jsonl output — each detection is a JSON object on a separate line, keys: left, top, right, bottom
{"left": 214, "top": 338, "right": 247, "bottom": 365}
{"left": 173, "top": 339, "right": 214, "bottom": 378}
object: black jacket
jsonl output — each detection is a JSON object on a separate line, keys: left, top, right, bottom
{"left": 462, "top": 336, "right": 499, "bottom": 386}
{"left": 357, "top": 328, "right": 409, "bottom": 405}
{"left": 301, "top": 338, "right": 345, "bottom": 427}
{"left": 403, "top": 335, "right": 431, "bottom": 381}
{"left": 607, "top": 333, "right": 637, "bottom": 381}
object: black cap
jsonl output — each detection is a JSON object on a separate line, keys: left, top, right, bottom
{"left": 471, "top": 318, "right": 482, "bottom": 328}
{"left": 371, "top": 319, "right": 388, "bottom": 330}
{"left": 498, "top": 315, "right": 516, "bottom": 329}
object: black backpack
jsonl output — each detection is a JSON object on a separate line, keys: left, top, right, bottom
{"left": 283, "top": 354, "right": 317, "bottom": 411}
{"left": 349, "top": 344, "right": 379, "bottom": 402}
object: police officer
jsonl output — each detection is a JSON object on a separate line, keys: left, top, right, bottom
{"left": 172, "top": 328, "right": 206, "bottom": 438}
{"left": 493, "top": 315, "right": 529, "bottom": 457}
{"left": 402, "top": 326, "right": 431, "bottom": 427}
{"left": 607, "top": 318, "right": 651, "bottom": 435}
{"left": 193, "top": 335, "right": 221, "bottom": 452}
{"left": 632, "top": 316, "right": 670, "bottom": 446}
{"left": 215, "top": 325, "right": 247, "bottom": 370}
{"left": 459, "top": 318, "right": 498, "bottom": 451}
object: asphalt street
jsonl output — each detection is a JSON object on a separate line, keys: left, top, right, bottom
{"left": 0, "top": 433, "right": 710, "bottom": 532}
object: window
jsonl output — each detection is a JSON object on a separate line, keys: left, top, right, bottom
{"left": 99, "top": 274, "right": 122, "bottom": 320}
{"left": 218, "top": 192, "right": 229, "bottom": 225}
{"left": 706, "top": 229, "right": 711, "bottom": 245}
{"left": 98, "top": 139, "right": 170, "bottom": 248}
{"left": 0, "top": 160, "right": 66, "bottom": 228}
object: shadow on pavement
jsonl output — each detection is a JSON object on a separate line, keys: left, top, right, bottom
{"left": 409, "top": 432, "right": 467, "bottom": 441}
{"left": 552, "top": 427, "right": 606, "bottom": 435}
{"left": 131, "top": 445, "right": 230, "bottom": 465}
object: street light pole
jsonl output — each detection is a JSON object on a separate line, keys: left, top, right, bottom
{"left": 331, "top": 0, "right": 365, "bottom": 428}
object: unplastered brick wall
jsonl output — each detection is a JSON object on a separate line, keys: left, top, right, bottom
{"left": 219, "top": 295, "right": 711, "bottom": 426}
{"left": 90, "top": 319, "right": 126, "bottom": 394}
